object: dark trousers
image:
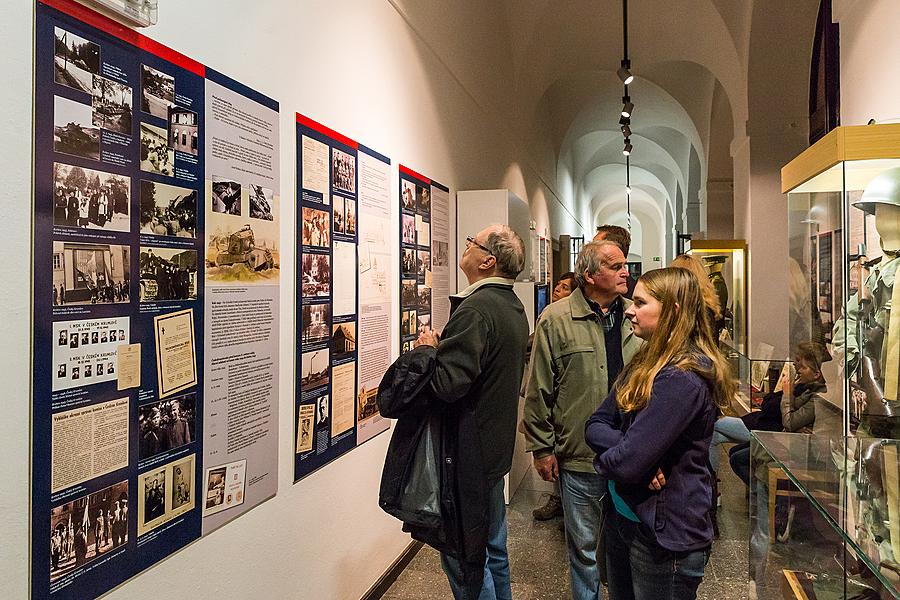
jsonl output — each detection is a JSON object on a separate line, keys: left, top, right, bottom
{"left": 605, "top": 512, "right": 710, "bottom": 600}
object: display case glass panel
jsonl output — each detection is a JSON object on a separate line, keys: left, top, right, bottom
{"left": 687, "top": 240, "right": 748, "bottom": 355}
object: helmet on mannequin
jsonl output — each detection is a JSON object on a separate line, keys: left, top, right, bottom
{"left": 853, "top": 166, "right": 900, "bottom": 215}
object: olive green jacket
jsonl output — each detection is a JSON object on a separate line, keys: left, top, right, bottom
{"left": 523, "top": 287, "right": 643, "bottom": 473}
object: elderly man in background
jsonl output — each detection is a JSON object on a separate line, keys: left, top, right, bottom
{"left": 594, "top": 224, "right": 636, "bottom": 298}
{"left": 524, "top": 240, "right": 642, "bottom": 600}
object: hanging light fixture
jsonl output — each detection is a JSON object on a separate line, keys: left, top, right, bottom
{"left": 621, "top": 96, "right": 634, "bottom": 118}
{"left": 622, "top": 139, "right": 632, "bottom": 156}
{"left": 617, "top": 59, "right": 634, "bottom": 85}
{"left": 622, "top": 0, "right": 633, "bottom": 231}
{"left": 626, "top": 155, "right": 632, "bottom": 231}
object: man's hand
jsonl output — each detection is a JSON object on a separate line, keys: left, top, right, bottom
{"left": 533, "top": 454, "right": 559, "bottom": 482}
{"left": 415, "top": 327, "right": 440, "bottom": 348}
{"left": 647, "top": 468, "right": 666, "bottom": 491}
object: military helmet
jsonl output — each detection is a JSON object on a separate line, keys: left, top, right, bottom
{"left": 853, "top": 166, "right": 900, "bottom": 215}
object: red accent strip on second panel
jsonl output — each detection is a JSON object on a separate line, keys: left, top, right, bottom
{"left": 296, "top": 113, "right": 358, "bottom": 150}
{"left": 399, "top": 165, "right": 430, "bottom": 185}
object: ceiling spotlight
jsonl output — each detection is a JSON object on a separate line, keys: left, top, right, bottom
{"left": 621, "top": 96, "right": 634, "bottom": 118}
{"left": 623, "top": 139, "right": 633, "bottom": 156}
{"left": 617, "top": 60, "right": 634, "bottom": 85}
{"left": 619, "top": 115, "right": 630, "bottom": 127}
{"left": 621, "top": 124, "right": 632, "bottom": 138}
{"left": 625, "top": 185, "right": 632, "bottom": 194}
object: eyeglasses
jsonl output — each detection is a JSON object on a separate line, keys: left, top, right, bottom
{"left": 466, "top": 236, "right": 493, "bottom": 255}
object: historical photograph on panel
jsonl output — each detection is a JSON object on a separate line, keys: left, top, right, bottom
{"left": 168, "top": 106, "right": 197, "bottom": 155}
{"left": 203, "top": 459, "right": 246, "bottom": 517}
{"left": 53, "top": 162, "right": 130, "bottom": 231}
{"left": 432, "top": 240, "right": 449, "bottom": 267}
{"left": 345, "top": 198, "right": 356, "bottom": 236}
{"left": 138, "top": 467, "right": 166, "bottom": 532}
{"left": 139, "top": 122, "right": 174, "bottom": 176}
{"left": 138, "top": 392, "right": 196, "bottom": 460}
{"left": 401, "top": 310, "right": 414, "bottom": 338}
{"left": 316, "top": 394, "right": 329, "bottom": 429}
{"left": 248, "top": 183, "right": 274, "bottom": 220}
{"left": 52, "top": 317, "right": 129, "bottom": 391}
{"left": 301, "top": 253, "right": 330, "bottom": 298}
{"left": 406, "top": 310, "right": 418, "bottom": 336}
{"left": 417, "top": 313, "right": 431, "bottom": 335}
{"left": 401, "top": 280, "right": 417, "bottom": 307}
{"left": 333, "top": 198, "right": 345, "bottom": 235}
{"left": 301, "top": 303, "right": 331, "bottom": 346}
{"left": 52, "top": 241, "right": 130, "bottom": 306}
{"left": 206, "top": 217, "right": 279, "bottom": 283}
{"left": 416, "top": 214, "right": 430, "bottom": 247}
{"left": 418, "top": 285, "right": 432, "bottom": 314}
{"left": 139, "top": 180, "right": 196, "bottom": 237}
{"left": 140, "top": 64, "right": 174, "bottom": 118}
{"left": 301, "top": 206, "right": 330, "bottom": 248}
{"left": 331, "top": 147, "right": 355, "bottom": 194}
{"left": 300, "top": 349, "right": 330, "bottom": 391}
{"left": 417, "top": 185, "right": 431, "bottom": 213}
{"left": 357, "top": 385, "right": 379, "bottom": 421}
{"left": 211, "top": 176, "right": 241, "bottom": 215}
{"left": 54, "top": 95, "right": 100, "bottom": 160}
{"left": 295, "top": 403, "right": 315, "bottom": 454}
{"left": 53, "top": 27, "right": 99, "bottom": 94}
{"left": 331, "top": 322, "right": 356, "bottom": 361}
{"left": 402, "top": 248, "right": 416, "bottom": 277}
{"left": 401, "top": 179, "right": 416, "bottom": 211}
{"left": 139, "top": 247, "right": 197, "bottom": 302}
{"left": 49, "top": 480, "right": 128, "bottom": 582}
{"left": 417, "top": 251, "right": 430, "bottom": 279}
{"left": 91, "top": 75, "right": 132, "bottom": 135}
{"left": 169, "top": 455, "right": 195, "bottom": 515}
{"left": 401, "top": 213, "right": 415, "bottom": 245}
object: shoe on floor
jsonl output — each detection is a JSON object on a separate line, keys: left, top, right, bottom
{"left": 532, "top": 494, "right": 563, "bottom": 521}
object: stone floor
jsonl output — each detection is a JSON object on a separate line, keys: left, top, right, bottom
{"left": 383, "top": 451, "right": 750, "bottom": 599}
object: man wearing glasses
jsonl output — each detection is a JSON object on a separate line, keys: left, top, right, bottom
{"left": 416, "top": 224, "right": 529, "bottom": 600}
{"left": 523, "top": 240, "right": 642, "bottom": 600}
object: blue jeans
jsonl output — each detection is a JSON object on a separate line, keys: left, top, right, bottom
{"left": 440, "top": 478, "right": 511, "bottom": 600}
{"left": 709, "top": 416, "right": 751, "bottom": 473}
{"left": 605, "top": 512, "right": 710, "bottom": 600}
{"left": 559, "top": 469, "right": 605, "bottom": 600}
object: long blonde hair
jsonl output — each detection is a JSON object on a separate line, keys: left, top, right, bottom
{"left": 670, "top": 254, "right": 722, "bottom": 319}
{"left": 616, "top": 267, "right": 735, "bottom": 413}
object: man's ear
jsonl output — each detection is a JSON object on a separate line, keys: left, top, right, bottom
{"left": 478, "top": 255, "right": 497, "bottom": 271}
{"left": 581, "top": 270, "right": 594, "bottom": 286}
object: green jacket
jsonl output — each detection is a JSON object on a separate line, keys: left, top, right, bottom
{"left": 524, "top": 287, "right": 643, "bottom": 473}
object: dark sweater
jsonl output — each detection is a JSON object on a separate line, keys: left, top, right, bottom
{"left": 430, "top": 282, "right": 529, "bottom": 482}
{"left": 585, "top": 366, "right": 718, "bottom": 552}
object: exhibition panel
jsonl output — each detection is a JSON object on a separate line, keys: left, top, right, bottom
{"left": 33, "top": 1, "right": 280, "bottom": 597}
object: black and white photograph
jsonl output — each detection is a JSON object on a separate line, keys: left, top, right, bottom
{"left": 401, "top": 310, "right": 414, "bottom": 338}
{"left": 417, "top": 250, "right": 430, "bottom": 278}
{"left": 401, "top": 280, "right": 417, "bottom": 306}
{"left": 139, "top": 247, "right": 198, "bottom": 302}
{"left": 300, "top": 350, "right": 329, "bottom": 391}
{"left": 54, "top": 95, "right": 100, "bottom": 161}
{"left": 432, "top": 240, "right": 449, "bottom": 267}
{"left": 402, "top": 341, "right": 411, "bottom": 354}
{"left": 49, "top": 480, "right": 128, "bottom": 582}
{"left": 402, "top": 213, "right": 416, "bottom": 245}
{"left": 141, "top": 469, "right": 166, "bottom": 524}
{"left": 418, "top": 285, "right": 432, "bottom": 313}
{"left": 53, "top": 27, "right": 100, "bottom": 94}
{"left": 140, "top": 122, "right": 174, "bottom": 176}
{"left": 211, "top": 176, "right": 241, "bottom": 215}
{"left": 205, "top": 467, "right": 226, "bottom": 511}
{"left": 139, "top": 180, "right": 196, "bottom": 237}
{"left": 96, "top": 363, "right": 104, "bottom": 376}
{"left": 401, "top": 179, "right": 416, "bottom": 210}
{"left": 248, "top": 183, "right": 274, "bottom": 220}
{"left": 52, "top": 241, "right": 130, "bottom": 305}
{"left": 316, "top": 395, "right": 329, "bottom": 427}
{"left": 332, "top": 147, "right": 356, "bottom": 194}
{"left": 58, "top": 330, "right": 68, "bottom": 346}
{"left": 301, "top": 303, "right": 331, "bottom": 345}
{"left": 84, "top": 364, "right": 92, "bottom": 378}
{"left": 141, "top": 64, "right": 174, "bottom": 118}
{"left": 57, "top": 364, "right": 66, "bottom": 378}
{"left": 345, "top": 198, "right": 356, "bottom": 236}
{"left": 331, "top": 322, "right": 356, "bottom": 359}
{"left": 71, "top": 367, "right": 80, "bottom": 380}
{"left": 138, "top": 393, "right": 196, "bottom": 460}
{"left": 91, "top": 75, "right": 132, "bottom": 135}
{"left": 402, "top": 248, "right": 416, "bottom": 277}
{"left": 171, "top": 458, "right": 193, "bottom": 510}
{"left": 81, "top": 332, "right": 89, "bottom": 345}
{"left": 168, "top": 106, "right": 198, "bottom": 155}
{"left": 301, "top": 253, "right": 330, "bottom": 297}
{"left": 206, "top": 221, "right": 279, "bottom": 282}
{"left": 68, "top": 333, "right": 78, "bottom": 349}
{"left": 417, "top": 313, "right": 432, "bottom": 335}
{"left": 53, "top": 162, "right": 130, "bottom": 231}
{"left": 417, "top": 185, "right": 431, "bottom": 213}
{"left": 91, "top": 331, "right": 99, "bottom": 344}
{"left": 333, "top": 199, "right": 346, "bottom": 235}
{"left": 406, "top": 310, "right": 417, "bottom": 336}
{"left": 301, "top": 206, "right": 330, "bottom": 247}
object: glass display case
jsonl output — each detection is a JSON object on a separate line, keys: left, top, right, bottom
{"left": 750, "top": 431, "right": 900, "bottom": 599}
{"left": 783, "top": 123, "right": 900, "bottom": 440}
{"left": 687, "top": 239, "right": 748, "bottom": 355}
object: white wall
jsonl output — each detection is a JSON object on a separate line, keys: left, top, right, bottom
{"left": 2, "top": 1, "right": 572, "bottom": 599}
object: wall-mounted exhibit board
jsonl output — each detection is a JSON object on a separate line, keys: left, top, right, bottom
{"left": 294, "top": 114, "right": 391, "bottom": 482}
{"left": 32, "top": 1, "right": 280, "bottom": 598}
{"left": 399, "top": 167, "right": 450, "bottom": 354}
